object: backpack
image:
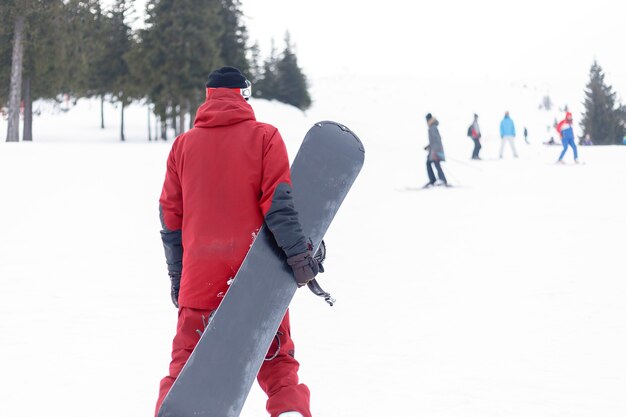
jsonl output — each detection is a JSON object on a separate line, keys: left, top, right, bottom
{"left": 467, "top": 125, "right": 473, "bottom": 137}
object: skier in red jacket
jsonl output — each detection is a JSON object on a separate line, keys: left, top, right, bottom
{"left": 555, "top": 111, "right": 579, "bottom": 163}
{"left": 156, "top": 66, "right": 321, "bottom": 417}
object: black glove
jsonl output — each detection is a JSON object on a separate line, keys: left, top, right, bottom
{"left": 287, "top": 251, "right": 322, "bottom": 287}
{"left": 424, "top": 144, "right": 431, "bottom": 151}
{"left": 169, "top": 273, "right": 180, "bottom": 308}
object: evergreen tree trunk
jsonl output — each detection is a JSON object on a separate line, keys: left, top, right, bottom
{"left": 148, "top": 105, "right": 152, "bottom": 141}
{"left": 164, "top": 102, "right": 172, "bottom": 140}
{"left": 100, "top": 95, "right": 105, "bottom": 129}
{"left": 173, "top": 104, "right": 180, "bottom": 136}
{"left": 161, "top": 117, "right": 167, "bottom": 141}
{"left": 186, "top": 99, "right": 192, "bottom": 130}
{"left": 120, "top": 101, "right": 125, "bottom": 141}
{"left": 23, "top": 76, "right": 32, "bottom": 142}
{"left": 155, "top": 115, "right": 160, "bottom": 141}
{"left": 179, "top": 99, "right": 185, "bottom": 135}
{"left": 6, "top": 15, "right": 25, "bottom": 142}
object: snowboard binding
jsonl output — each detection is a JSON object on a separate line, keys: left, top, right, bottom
{"left": 308, "top": 240, "right": 336, "bottom": 306}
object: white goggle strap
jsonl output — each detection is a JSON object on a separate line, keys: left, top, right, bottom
{"left": 241, "top": 80, "right": 252, "bottom": 100}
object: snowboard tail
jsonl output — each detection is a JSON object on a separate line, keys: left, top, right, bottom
{"left": 158, "top": 121, "right": 364, "bottom": 417}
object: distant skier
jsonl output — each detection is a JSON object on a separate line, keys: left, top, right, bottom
{"left": 556, "top": 111, "right": 579, "bottom": 163}
{"left": 499, "top": 111, "right": 518, "bottom": 158}
{"left": 467, "top": 113, "right": 482, "bottom": 160}
{"left": 156, "top": 66, "right": 321, "bottom": 417}
{"left": 543, "top": 136, "right": 557, "bottom": 146}
{"left": 423, "top": 113, "right": 448, "bottom": 187}
{"left": 523, "top": 126, "right": 529, "bottom": 144}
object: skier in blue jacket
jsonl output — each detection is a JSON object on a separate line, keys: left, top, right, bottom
{"left": 499, "top": 111, "right": 518, "bottom": 158}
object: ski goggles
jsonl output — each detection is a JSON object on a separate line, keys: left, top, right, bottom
{"left": 205, "top": 79, "right": 252, "bottom": 100}
{"left": 240, "top": 80, "right": 252, "bottom": 100}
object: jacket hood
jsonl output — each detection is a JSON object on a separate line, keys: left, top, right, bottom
{"left": 193, "top": 89, "right": 256, "bottom": 128}
{"left": 565, "top": 111, "right": 573, "bottom": 120}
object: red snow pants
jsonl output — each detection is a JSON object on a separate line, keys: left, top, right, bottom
{"left": 155, "top": 307, "right": 311, "bottom": 417}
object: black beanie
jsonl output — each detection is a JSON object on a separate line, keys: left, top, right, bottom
{"left": 206, "top": 66, "right": 248, "bottom": 88}
{"left": 426, "top": 113, "right": 433, "bottom": 121}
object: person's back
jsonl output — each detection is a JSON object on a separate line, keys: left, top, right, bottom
{"left": 499, "top": 111, "right": 518, "bottom": 158}
{"left": 162, "top": 88, "right": 292, "bottom": 309}
{"left": 157, "top": 66, "right": 319, "bottom": 417}
{"left": 500, "top": 114, "right": 516, "bottom": 137}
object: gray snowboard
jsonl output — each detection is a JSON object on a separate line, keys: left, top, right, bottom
{"left": 158, "top": 121, "right": 365, "bottom": 417}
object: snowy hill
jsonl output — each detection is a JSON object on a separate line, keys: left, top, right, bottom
{"left": 1, "top": 74, "right": 625, "bottom": 417}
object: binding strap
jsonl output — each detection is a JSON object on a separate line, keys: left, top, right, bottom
{"left": 307, "top": 278, "right": 335, "bottom": 306}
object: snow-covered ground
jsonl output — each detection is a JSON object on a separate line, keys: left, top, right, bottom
{"left": 1, "top": 74, "right": 625, "bottom": 417}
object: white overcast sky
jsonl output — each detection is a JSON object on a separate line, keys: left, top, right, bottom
{"left": 128, "top": 0, "right": 625, "bottom": 98}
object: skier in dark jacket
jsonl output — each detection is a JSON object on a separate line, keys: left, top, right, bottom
{"left": 468, "top": 113, "right": 482, "bottom": 160}
{"left": 523, "top": 126, "right": 529, "bottom": 144}
{"left": 156, "top": 67, "right": 320, "bottom": 417}
{"left": 424, "top": 113, "right": 448, "bottom": 187}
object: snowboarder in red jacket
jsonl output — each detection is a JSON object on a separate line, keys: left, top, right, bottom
{"left": 156, "top": 67, "right": 321, "bottom": 417}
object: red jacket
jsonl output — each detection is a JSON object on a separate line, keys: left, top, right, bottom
{"left": 556, "top": 112, "right": 575, "bottom": 141}
{"left": 159, "top": 89, "right": 299, "bottom": 309}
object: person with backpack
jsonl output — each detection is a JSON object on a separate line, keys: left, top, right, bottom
{"left": 467, "top": 113, "right": 482, "bottom": 160}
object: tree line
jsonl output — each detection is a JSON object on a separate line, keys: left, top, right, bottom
{"left": 1, "top": 0, "right": 312, "bottom": 142}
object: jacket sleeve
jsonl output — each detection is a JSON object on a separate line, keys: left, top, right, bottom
{"left": 434, "top": 127, "right": 442, "bottom": 146}
{"left": 556, "top": 119, "right": 565, "bottom": 138}
{"left": 427, "top": 127, "right": 435, "bottom": 146}
{"left": 159, "top": 141, "right": 183, "bottom": 275}
{"left": 260, "top": 128, "right": 309, "bottom": 258}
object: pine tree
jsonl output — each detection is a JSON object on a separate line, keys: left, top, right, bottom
{"left": 62, "top": 0, "right": 104, "bottom": 99}
{"left": 253, "top": 41, "right": 278, "bottom": 100}
{"left": 22, "top": 1, "right": 69, "bottom": 141}
{"left": 0, "top": 3, "right": 14, "bottom": 106}
{"left": 218, "top": 0, "right": 249, "bottom": 75}
{"left": 620, "top": 105, "right": 626, "bottom": 145}
{"left": 141, "top": 0, "right": 224, "bottom": 140}
{"left": 580, "top": 61, "right": 625, "bottom": 145}
{"left": 103, "top": 0, "right": 137, "bottom": 141}
{"left": 4, "top": 0, "right": 30, "bottom": 142}
{"left": 274, "top": 33, "right": 311, "bottom": 111}
{"left": 2, "top": 0, "right": 68, "bottom": 142}
{"left": 252, "top": 35, "right": 311, "bottom": 110}
{"left": 85, "top": 1, "right": 114, "bottom": 129}
{"left": 247, "top": 41, "right": 262, "bottom": 85}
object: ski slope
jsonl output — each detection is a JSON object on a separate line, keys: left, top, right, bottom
{"left": 1, "top": 74, "right": 625, "bottom": 417}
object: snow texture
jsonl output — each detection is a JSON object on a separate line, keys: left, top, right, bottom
{"left": 1, "top": 74, "right": 625, "bottom": 417}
